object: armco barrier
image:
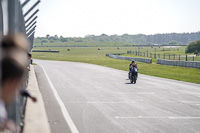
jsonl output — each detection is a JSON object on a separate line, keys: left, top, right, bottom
{"left": 157, "top": 59, "right": 200, "bottom": 69}
{"left": 107, "top": 54, "right": 152, "bottom": 63}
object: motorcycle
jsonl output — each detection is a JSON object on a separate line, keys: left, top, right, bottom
{"left": 128, "top": 67, "right": 138, "bottom": 84}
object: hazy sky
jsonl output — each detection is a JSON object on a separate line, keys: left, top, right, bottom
{"left": 25, "top": 0, "right": 200, "bottom": 37}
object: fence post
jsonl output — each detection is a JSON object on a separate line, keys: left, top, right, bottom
{"left": 186, "top": 55, "right": 187, "bottom": 61}
{"left": 179, "top": 55, "right": 180, "bottom": 61}
{"left": 0, "top": 2, "right": 3, "bottom": 34}
{"left": 193, "top": 56, "right": 194, "bottom": 61}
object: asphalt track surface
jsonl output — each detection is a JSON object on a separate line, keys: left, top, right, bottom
{"left": 34, "top": 59, "right": 200, "bottom": 133}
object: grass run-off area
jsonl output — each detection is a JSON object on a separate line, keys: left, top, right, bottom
{"left": 31, "top": 47, "right": 200, "bottom": 84}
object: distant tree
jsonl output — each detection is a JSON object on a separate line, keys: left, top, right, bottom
{"left": 41, "top": 39, "right": 48, "bottom": 43}
{"left": 179, "top": 42, "right": 183, "bottom": 45}
{"left": 33, "top": 32, "right": 200, "bottom": 45}
{"left": 168, "top": 40, "right": 178, "bottom": 45}
{"left": 74, "top": 39, "right": 83, "bottom": 42}
{"left": 60, "top": 36, "right": 68, "bottom": 42}
{"left": 49, "top": 35, "right": 59, "bottom": 41}
{"left": 46, "top": 34, "right": 50, "bottom": 39}
{"left": 100, "top": 34, "right": 108, "bottom": 36}
{"left": 49, "top": 37, "right": 54, "bottom": 43}
{"left": 185, "top": 40, "right": 200, "bottom": 56}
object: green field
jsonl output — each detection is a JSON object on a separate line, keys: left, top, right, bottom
{"left": 31, "top": 46, "right": 200, "bottom": 84}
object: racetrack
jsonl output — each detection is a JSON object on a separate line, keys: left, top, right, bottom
{"left": 34, "top": 59, "right": 200, "bottom": 133}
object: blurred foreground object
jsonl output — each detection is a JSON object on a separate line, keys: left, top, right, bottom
{"left": 0, "top": 34, "right": 28, "bottom": 132}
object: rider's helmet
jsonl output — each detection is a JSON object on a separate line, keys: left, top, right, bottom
{"left": 132, "top": 61, "right": 136, "bottom": 67}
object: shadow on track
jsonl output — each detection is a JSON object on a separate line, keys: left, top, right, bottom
{"left": 125, "top": 83, "right": 133, "bottom": 84}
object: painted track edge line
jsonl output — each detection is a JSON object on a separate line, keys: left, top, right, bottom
{"left": 40, "top": 65, "right": 79, "bottom": 133}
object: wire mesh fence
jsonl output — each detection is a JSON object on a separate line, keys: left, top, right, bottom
{"left": 0, "top": 0, "right": 40, "bottom": 132}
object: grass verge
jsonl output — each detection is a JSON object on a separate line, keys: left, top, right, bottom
{"left": 31, "top": 47, "right": 200, "bottom": 84}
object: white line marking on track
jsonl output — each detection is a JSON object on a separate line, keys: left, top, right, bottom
{"left": 115, "top": 116, "right": 200, "bottom": 119}
{"left": 168, "top": 116, "right": 200, "bottom": 119}
{"left": 41, "top": 65, "right": 79, "bottom": 133}
{"left": 137, "top": 92, "right": 155, "bottom": 95}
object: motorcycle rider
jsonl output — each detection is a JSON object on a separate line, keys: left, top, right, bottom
{"left": 131, "top": 61, "right": 138, "bottom": 68}
{"left": 129, "top": 61, "right": 138, "bottom": 78}
{"left": 129, "top": 61, "right": 137, "bottom": 71}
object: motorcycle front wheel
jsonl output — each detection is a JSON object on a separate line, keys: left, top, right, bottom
{"left": 130, "top": 74, "right": 133, "bottom": 83}
{"left": 133, "top": 75, "right": 136, "bottom": 84}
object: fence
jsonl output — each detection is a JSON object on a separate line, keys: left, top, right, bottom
{"left": 131, "top": 46, "right": 186, "bottom": 53}
{"left": 0, "top": 0, "right": 40, "bottom": 131}
{"left": 157, "top": 59, "right": 200, "bottom": 69}
{"left": 127, "top": 51, "right": 200, "bottom": 61}
{"left": 106, "top": 54, "right": 152, "bottom": 63}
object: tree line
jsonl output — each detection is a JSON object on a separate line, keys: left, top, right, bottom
{"left": 186, "top": 40, "right": 200, "bottom": 56}
{"left": 34, "top": 32, "right": 200, "bottom": 45}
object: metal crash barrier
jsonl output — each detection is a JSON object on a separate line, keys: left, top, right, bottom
{"left": 157, "top": 59, "right": 200, "bottom": 69}
{"left": 107, "top": 54, "right": 152, "bottom": 64}
{"left": 0, "top": 0, "right": 40, "bottom": 131}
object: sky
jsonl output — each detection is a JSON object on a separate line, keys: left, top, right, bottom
{"left": 23, "top": 0, "right": 200, "bottom": 37}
